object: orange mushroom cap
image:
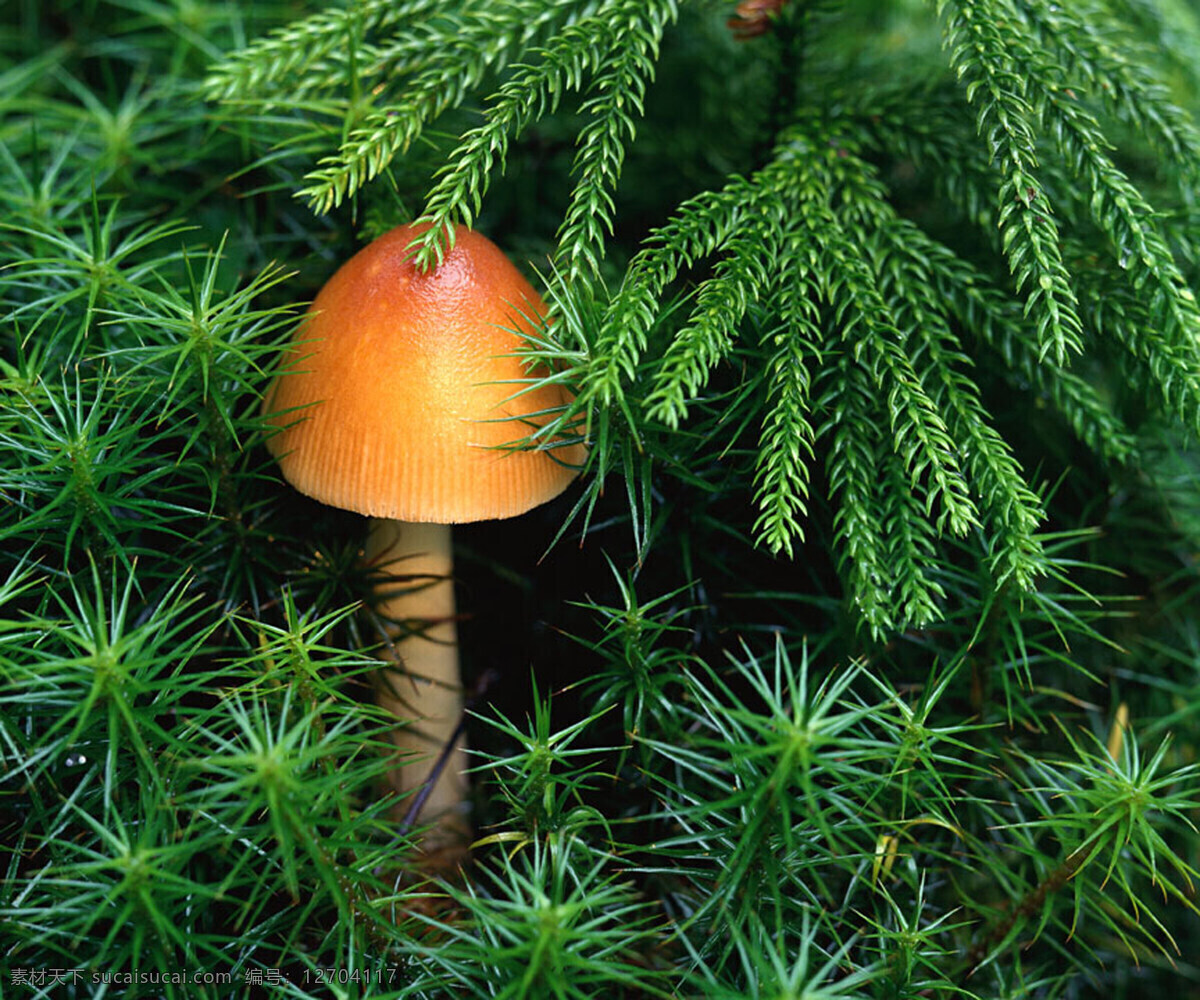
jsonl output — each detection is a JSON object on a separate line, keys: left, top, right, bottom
{"left": 264, "top": 223, "right": 586, "bottom": 522}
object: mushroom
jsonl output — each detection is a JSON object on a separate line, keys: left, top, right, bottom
{"left": 263, "top": 222, "right": 585, "bottom": 853}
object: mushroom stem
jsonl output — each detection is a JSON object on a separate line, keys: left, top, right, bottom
{"left": 365, "top": 518, "right": 471, "bottom": 849}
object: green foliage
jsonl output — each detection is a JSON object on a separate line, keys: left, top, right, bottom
{"left": 5, "top": 1, "right": 1200, "bottom": 998}
{"left": 413, "top": 832, "right": 665, "bottom": 998}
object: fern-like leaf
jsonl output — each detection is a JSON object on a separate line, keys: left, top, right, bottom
{"left": 937, "top": 0, "right": 1084, "bottom": 363}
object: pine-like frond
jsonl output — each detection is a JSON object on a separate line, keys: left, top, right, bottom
{"left": 891, "top": 224, "right": 1138, "bottom": 465}
{"left": 805, "top": 127, "right": 979, "bottom": 540}
{"left": 819, "top": 352, "right": 891, "bottom": 635}
{"left": 936, "top": 0, "right": 1084, "bottom": 363}
{"left": 1025, "top": 0, "right": 1200, "bottom": 185}
{"left": 874, "top": 438, "right": 948, "bottom": 630}
{"left": 751, "top": 247, "right": 821, "bottom": 559}
{"left": 642, "top": 177, "right": 781, "bottom": 428}
{"left": 207, "top": 0, "right": 1200, "bottom": 635}
{"left": 203, "top": 0, "right": 438, "bottom": 104}
{"left": 869, "top": 219, "right": 1047, "bottom": 590}
{"left": 296, "top": 0, "right": 592, "bottom": 215}
{"left": 552, "top": 0, "right": 675, "bottom": 282}
{"left": 1024, "top": 45, "right": 1200, "bottom": 431}
{"left": 408, "top": 0, "right": 677, "bottom": 270}
{"left": 585, "top": 179, "right": 746, "bottom": 411}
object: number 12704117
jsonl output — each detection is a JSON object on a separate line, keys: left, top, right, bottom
{"left": 303, "top": 967, "right": 400, "bottom": 986}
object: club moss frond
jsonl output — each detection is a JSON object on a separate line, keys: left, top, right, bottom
{"left": 585, "top": 179, "right": 746, "bottom": 410}
{"left": 1030, "top": 72, "right": 1200, "bottom": 430}
{"left": 1024, "top": 0, "right": 1200, "bottom": 187}
{"left": 296, "top": 0, "right": 592, "bottom": 216}
{"left": 844, "top": 204, "right": 1138, "bottom": 466}
{"left": 202, "top": 0, "right": 439, "bottom": 103}
{"left": 751, "top": 281, "right": 820, "bottom": 559}
{"left": 799, "top": 127, "right": 978, "bottom": 540}
{"left": 868, "top": 219, "right": 1048, "bottom": 590}
{"left": 642, "top": 178, "right": 781, "bottom": 429}
{"left": 1070, "top": 248, "right": 1200, "bottom": 434}
{"left": 855, "top": 36, "right": 1200, "bottom": 456}
{"left": 408, "top": 0, "right": 677, "bottom": 271}
{"left": 875, "top": 441, "right": 948, "bottom": 631}
{"left": 819, "top": 354, "right": 892, "bottom": 636}
{"left": 552, "top": 0, "right": 678, "bottom": 283}
{"left": 936, "top": 0, "right": 1086, "bottom": 364}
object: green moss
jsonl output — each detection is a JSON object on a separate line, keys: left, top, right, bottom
{"left": 3, "top": 1, "right": 1200, "bottom": 996}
